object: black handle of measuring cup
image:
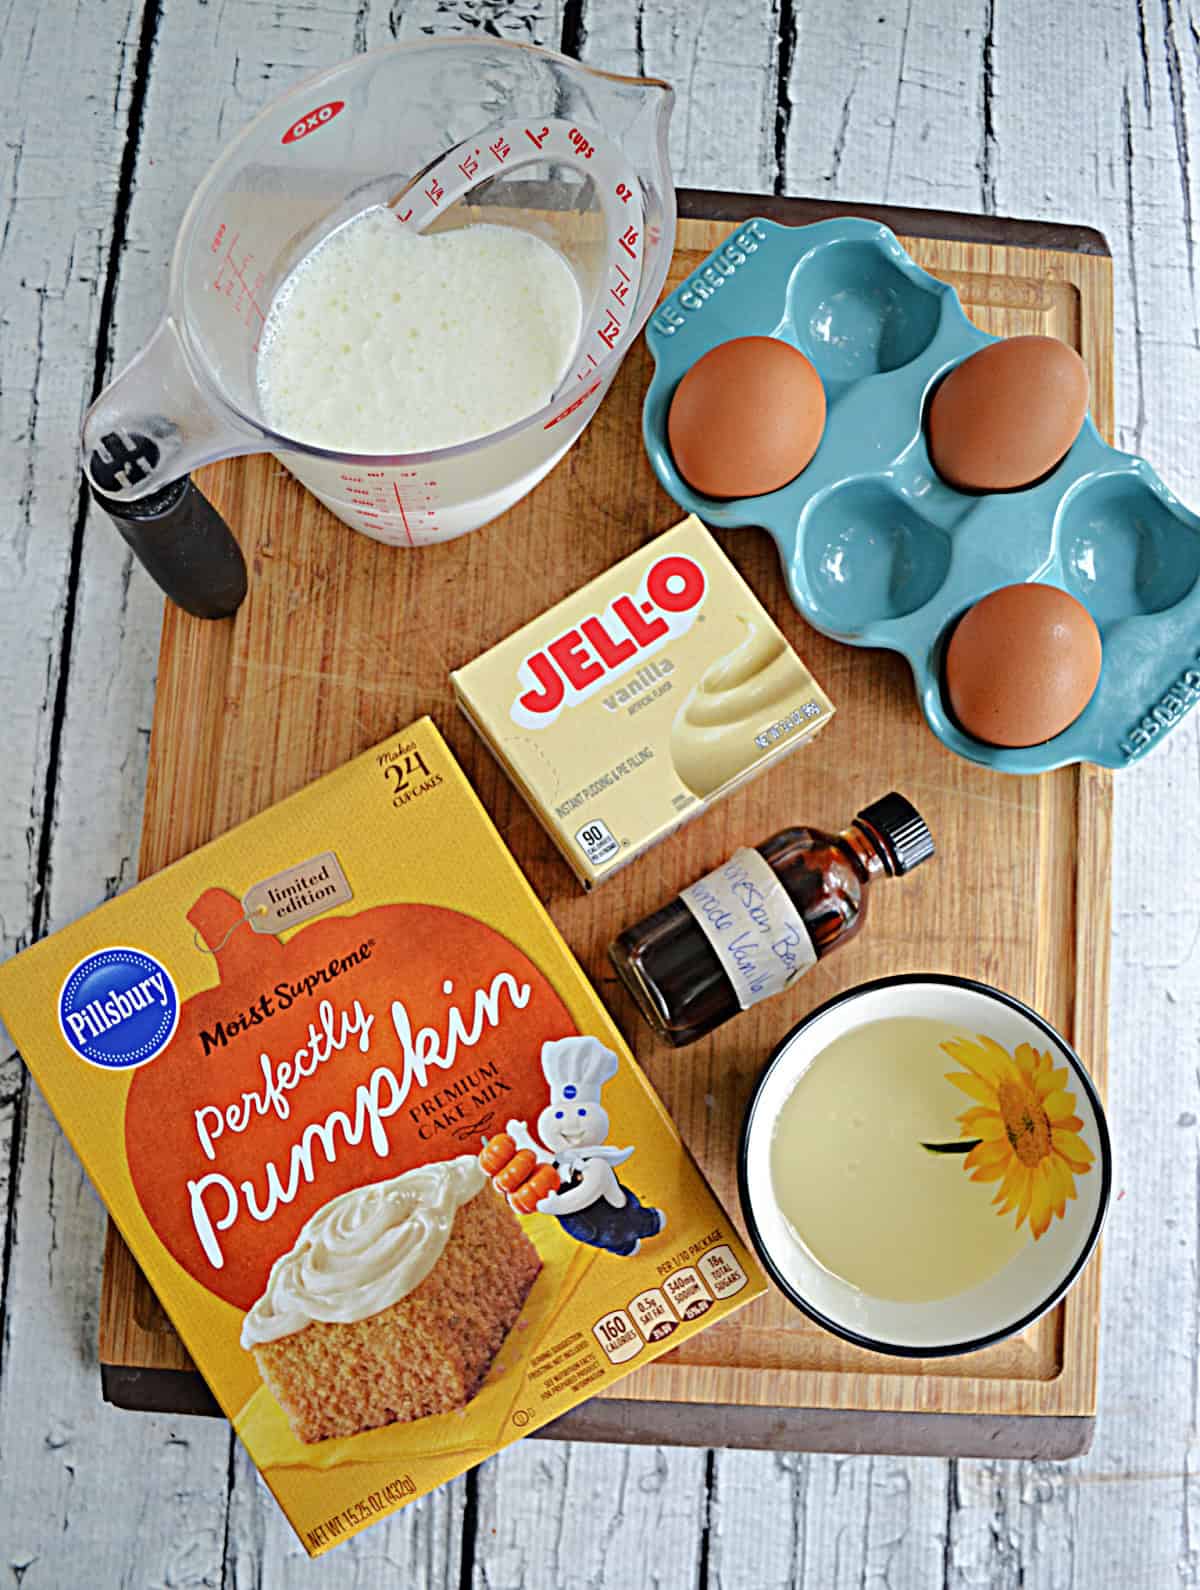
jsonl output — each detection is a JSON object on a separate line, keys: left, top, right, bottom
{"left": 88, "top": 473, "right": 247, "bottom": 620}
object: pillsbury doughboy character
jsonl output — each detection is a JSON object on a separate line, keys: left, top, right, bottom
{"left": 507, "top": 1036, "right": 665, "bottom": 1257}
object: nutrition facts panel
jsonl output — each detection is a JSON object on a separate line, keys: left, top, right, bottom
{"left": 591, "top": 1245, "right": 749, "bottom": 1364}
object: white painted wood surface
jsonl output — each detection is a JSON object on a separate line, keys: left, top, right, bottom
{"left": 0, "top": 0, "right": 1197, "bottom": 1583}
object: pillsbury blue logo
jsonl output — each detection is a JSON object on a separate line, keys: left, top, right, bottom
{"left": 58, "top": 947, "right": 178, "bottom": 1070}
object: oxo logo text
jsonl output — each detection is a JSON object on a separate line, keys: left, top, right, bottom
{"left": 281, "top": 101, "right": 345, "bottom": 145}
{"left": 510, "top": 555, "right": 707, "bottom": 729}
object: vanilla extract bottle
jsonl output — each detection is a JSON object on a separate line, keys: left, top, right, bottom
{"left": 609, "top": 793, "right": 934, "bottom": 1047}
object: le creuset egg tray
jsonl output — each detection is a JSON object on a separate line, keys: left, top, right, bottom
{"left": 643, "top": 217, "right": 1200, "bottom": 773}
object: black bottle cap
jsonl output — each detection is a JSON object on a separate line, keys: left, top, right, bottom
{"left": 855, "top": 793, "right": 935, "bottom": 875}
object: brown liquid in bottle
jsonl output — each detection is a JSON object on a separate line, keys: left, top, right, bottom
{"left": 609, "top": 794, "right": 933, "bottom": 1048}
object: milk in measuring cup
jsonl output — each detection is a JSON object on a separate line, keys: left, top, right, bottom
{"left": 257, "top": 212, "right": 582, "bottom": 453}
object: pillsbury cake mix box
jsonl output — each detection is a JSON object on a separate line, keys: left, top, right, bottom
{"left": 0, "top": 718, "right": 764, "bottom": 1555}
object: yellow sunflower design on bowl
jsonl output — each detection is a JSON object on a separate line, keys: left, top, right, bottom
{"left": 923, "top": 1034, "right": 1095, "bottom": 1240}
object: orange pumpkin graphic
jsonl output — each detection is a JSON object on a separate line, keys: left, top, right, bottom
{"left": 126, "top": 887, "right": 574, "bottom": 1310}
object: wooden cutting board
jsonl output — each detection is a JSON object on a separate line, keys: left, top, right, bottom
{"left": 99, "top": 194, "right": 1113, "bottom": 1459}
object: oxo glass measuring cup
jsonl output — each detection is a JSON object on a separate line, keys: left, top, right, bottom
{"left": 83, "top": 39, "right": 675, "bottom": 570}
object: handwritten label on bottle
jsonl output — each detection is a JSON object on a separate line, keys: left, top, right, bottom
{"left": 680, "top": 847, "right": 816, "bottom": 1010}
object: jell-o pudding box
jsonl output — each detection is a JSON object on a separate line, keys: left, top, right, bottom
{"left": 0, "top": 719, "right": 764, "bottom": 1556}
{"left": 452, "top": 516, "right": 835, "bottom": 886}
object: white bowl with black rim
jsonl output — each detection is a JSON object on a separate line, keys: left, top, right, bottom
{"left": 738, "top": 974, "right": 1111, "bottom": 1357}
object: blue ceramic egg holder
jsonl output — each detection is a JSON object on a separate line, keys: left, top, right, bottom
{"left": 642, "top": 217, "right": 1200, "bottom": 773}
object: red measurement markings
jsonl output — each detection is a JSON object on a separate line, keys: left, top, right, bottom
{"left": 488, "top": 136, "right": 512, "bottom": 162}
{"left": 340, "top": 471, "right": 438, "bottom": 543}
{"left": 611, "top": 263, "right": 631, "bottom": 306}
{"left": 617, "top": 224, "right": 640, "bottom": 260}
{"left": 596, "top": 307, "right": 623, "bottom": 350}
{"left": 524, "top": 125, "right": 550, "bottom": 149}
{"left": 211, "top": 232, "right": 267, "bottom": 349}
{"left": 545, "top": 379, "right": 602, "bottom": 429}
{"left": 392, "top": 480, "right": 415, "bottom": 547}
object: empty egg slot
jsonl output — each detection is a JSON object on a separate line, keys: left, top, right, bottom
{"left": 1057, "top": 472, "right": 1200, "bottom": 623}
{"left": 787, "top": 239, "right": 943, "bottom": 402}
{"left": 801, "top": 480, "right": 952, "bottom": 632}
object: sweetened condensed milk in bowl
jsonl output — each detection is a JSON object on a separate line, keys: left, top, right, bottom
{"left": 739, "top": 975, "right": 1111, "bottom": 1356}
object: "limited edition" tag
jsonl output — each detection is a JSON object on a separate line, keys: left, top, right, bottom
{"left": 242, "top": 851, "right": 353, "bottom": 935}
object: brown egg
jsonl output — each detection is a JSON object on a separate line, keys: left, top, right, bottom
{"left": 928, "top": 336, "right": 1089, "bottom": 492}
{"left": 668, "top": 336, "right": 825, "bottom": 497}
{"left": 945, "top": 583, "right": 1102, "bottom": 747}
